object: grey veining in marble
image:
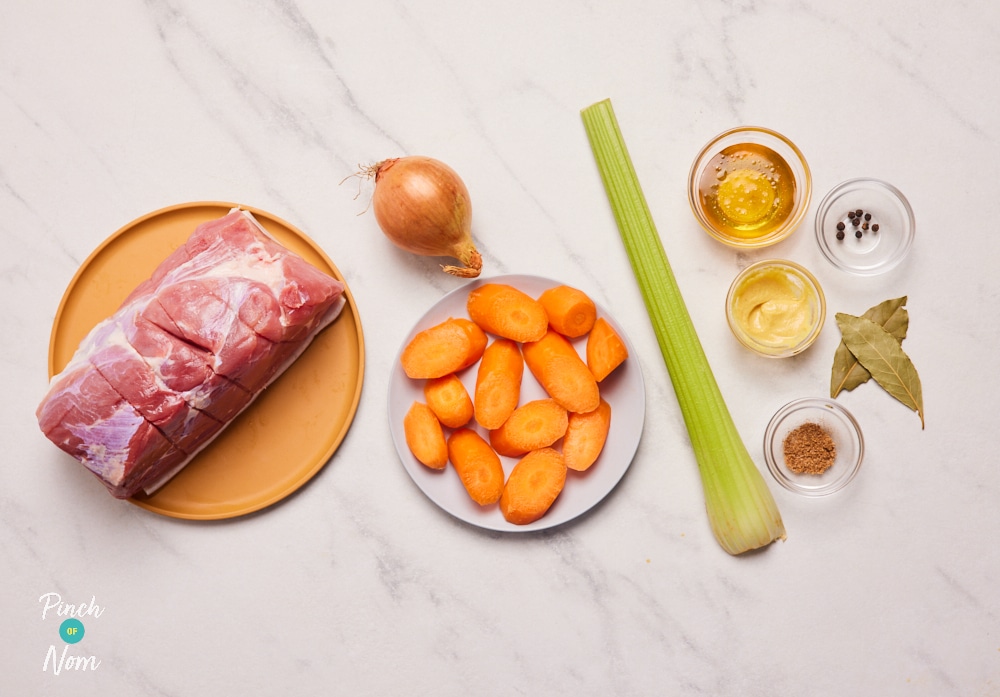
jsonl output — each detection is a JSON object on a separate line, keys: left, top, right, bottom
{"left": 3, "top": 0, "right": 999, "bottom": 694}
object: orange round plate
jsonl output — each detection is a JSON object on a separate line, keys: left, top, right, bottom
{"left": 47, "top": 202, "right": 365, "bottom": 520}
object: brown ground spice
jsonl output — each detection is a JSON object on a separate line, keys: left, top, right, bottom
{"left": 782, "top": 422, "right": 836, "bottom": 475}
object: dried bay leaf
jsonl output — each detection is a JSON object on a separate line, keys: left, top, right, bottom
{"left": 835, "top": 313, "right": 925, "bottom": 428}
{"left": 831, "top": 296, "right": 909, "bottom": 397}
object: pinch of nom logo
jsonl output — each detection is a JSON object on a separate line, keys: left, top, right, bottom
{"left": 39, "top": 592, "right": 104, "bottom": 675}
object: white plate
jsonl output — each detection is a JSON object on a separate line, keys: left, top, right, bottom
{"left": 387, "top": 274, "right": 645, "bottom": 532}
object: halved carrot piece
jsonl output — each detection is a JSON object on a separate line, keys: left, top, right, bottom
{"left": 586, "top": 317, "right": 629, "bottom": 382}
{"left": 563, "top": 398, "right": 612, "bottom": 472}
{"left": 447, "top": 428, "right": 505, "bottom": 506}
{"left": 538, "top": 285, "right": 597, "bottom": 338}
{"left": 403, "top": 402, "right": 448, "bottom": 469}
{"left": 522, "top": 329, "right": 600, "bottom": 414}
{"left": 466, "top": 283, "right": 548, "bottom": 343}
{"left": 401, "top": 317, "right": 487, "bottom": 379}
{"left": 474, "top": 338, "right": 523, "bottom": 430}
{"left": 500, "top": 448, "right": 567, "bottom": 525}
{"left": 489, "top": 398, "right": 568, "bottom": 457}
{"left": 488, "top": 426, "right": 524, "bottom": 459}
{"left": 424, "top": 374, "right": 474, "bottom": 428}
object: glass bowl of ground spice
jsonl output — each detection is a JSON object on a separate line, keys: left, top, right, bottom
{"left": 814, "top": 178, "right": 915, "bottom": 275}
{"left": 763, "top": 398, "right": 864, "bottom": 496}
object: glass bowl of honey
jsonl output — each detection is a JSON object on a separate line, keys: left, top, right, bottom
{"left": 688, "top": 127, "right": 812, "bottom": 248}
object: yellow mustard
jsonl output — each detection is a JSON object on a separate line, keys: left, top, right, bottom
{"left": 728, "top": 262, "right": 823, "bottom": 354}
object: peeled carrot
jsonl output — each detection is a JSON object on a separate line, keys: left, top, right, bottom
{"left": 424, "top": 374, "right": 474, "bottom": 428}
{"left": 466, "top": 283, "right": 548, "bottom": 343}
{"left": 500, "top": 447, "right": 567, "bottom": 525}
{"left": 488, "top": 398, "right": 568, "bottom": 457}
{"left": 522, "top": 329, "right": 600, "bottom": 414}
{"left": 474, "top": 338, "right": 523, "bottom": 430}
{"left": 563, "top": 398, "right": 612, "bottom": 471}
{"left": 401, "top": 317, "right": 487, "bottom": 379}
{"left": 447, "top": 428, "right": 505, "bottom": 506}
{"left": 586, "top": 316, "right": 629, "bottom": 382}
{"left": 488, "top": 427, "right": 523, "bottom": 459}
{"left": 403, "top": 402, "right": 448, "bottom": 469}
{"left": 538, "top": 285, "right": 597, "bottom": 338}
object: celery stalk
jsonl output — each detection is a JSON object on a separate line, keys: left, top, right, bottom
{"left": 580, "top": 99, "right": 785, "bottom": 555}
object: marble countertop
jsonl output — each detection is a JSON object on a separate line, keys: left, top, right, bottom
{"left": 4, "top": 1, "right": 999, "bottom": 694}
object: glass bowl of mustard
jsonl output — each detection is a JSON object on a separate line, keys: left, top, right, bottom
{"left": 726, "top": 259, "right": 826, "bottom": 358}
{"left": 763, "top": 398, "right": 864, "bottom": 496}
{"left": 688, "top": 126, "right": 812, "bottom": 248}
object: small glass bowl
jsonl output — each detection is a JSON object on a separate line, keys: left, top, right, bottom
{"left": 763, "top": 398, "right": 864, "bottom": 497}
{"left": 814, "top": 178, "right": 915, "bottom": 275}
{"left": 688, "top": 126, "right": 812, "bottom": 248}
{"left": 725, "top": 259, "right": 826, "bottom": 358}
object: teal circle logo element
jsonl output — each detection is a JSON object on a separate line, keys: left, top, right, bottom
{"left": 59, "top": 618, "right": 85, "bottom": 644}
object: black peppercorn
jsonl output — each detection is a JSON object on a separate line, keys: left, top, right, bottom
{"left": 836, "top": 230, "right": 845, "bottom": 240}
{"left": 872, "top": 223, "right": 879, "bottom": 232}
{"left": 864, "top": 213, "right": 872, "bottom": 221}
{"left": 856, "top": 209, "right": 863, "bottom": 217}
{"left": 855, "top": 230, "right": 862, "bottom": 238}
{"left": 837, "top": 221, "right": 846, "bottom": 231}
{"left": 852, "top": 217, "right": 861, "bottom": 227}
{"left": 847, "top": 210, "right": 856, "bottom": 219}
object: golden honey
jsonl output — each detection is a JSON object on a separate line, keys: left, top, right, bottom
{"left": 697, "top": 142, "right": 797, "bottom": 241}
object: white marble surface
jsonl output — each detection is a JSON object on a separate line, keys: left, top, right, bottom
{"left": 4, "top": 0, "right": 999, "bottom": 694}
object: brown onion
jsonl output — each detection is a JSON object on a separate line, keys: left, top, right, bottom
{"left": 370, "top": 156, "right": 483, "bottom": 278}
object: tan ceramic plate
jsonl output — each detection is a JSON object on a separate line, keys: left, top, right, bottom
{"left": 47, "top": 202, "right": 365, "bottom": 520}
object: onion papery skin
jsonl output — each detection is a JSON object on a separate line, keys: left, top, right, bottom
{"left": 372, "top": 156, "right": 483, "bottom": 278}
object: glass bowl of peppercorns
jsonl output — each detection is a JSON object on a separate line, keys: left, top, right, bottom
{"left": 763, "top": 398, "right": 864, "bottom": 496}
{"left": 814, "top": 178, "right": 915, "bottom": 275}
